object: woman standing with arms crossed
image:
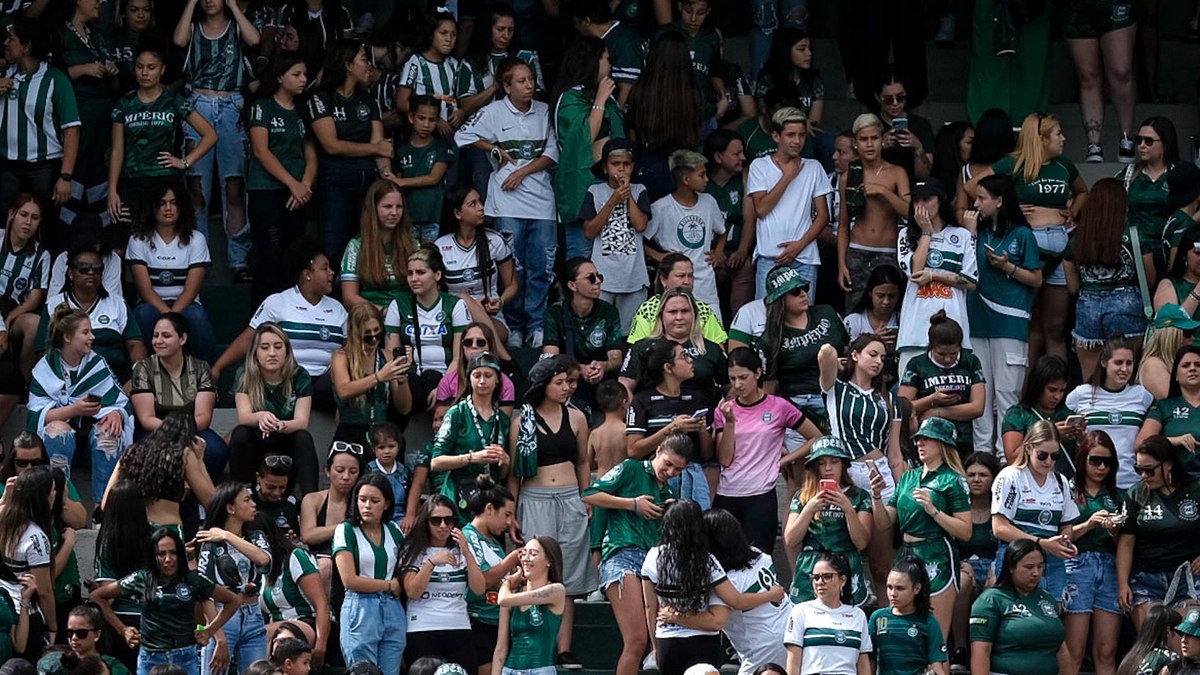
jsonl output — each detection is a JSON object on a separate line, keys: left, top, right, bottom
{"left": 508, "top": 357, "right": 591, "bottom": 668}
{"left": 333, "top": 473, "right": 405, "bottom": 673}
{"left": 870, "top": 417, "right": 971, "bottom": 643}
{"left": 491, "top": 536, "right": 567, "bottom": 675}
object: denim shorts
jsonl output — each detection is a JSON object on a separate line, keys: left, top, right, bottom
{"left": 599, "top": 547, "right": 647, "bottom": 595}
{"left": 1031, "top": 225, "right": 1069, "bottom": 286}
{"left": 996, "top": 542, "right": 1067, "bottom": 601}
{"left": 1063, "top": 550, "right": 1121, "bottom": 614}
{"left": 184, "top": 92, "right": 246, "bottom": 180}
{"left": 784, "top": 393, "right": 827, "bottom": 450}
{"left": 1073, "top": 287, "right": 1148, "bottom": 347}
{"left": 967, "top": 556, "right": 994, "bottom": 588}
{"left": 1131, "top": 563, "right": 1200, "bottom": 608}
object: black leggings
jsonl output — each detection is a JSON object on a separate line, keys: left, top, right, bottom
{"left": 712, "top": 490, "right": 779, "bottom": 553}
{"left": 405, "top": 628, "right": 476, "bottom": 668}
{"left": 656, "top": 634, "right": 723, "bottom": 675}
{"left": 249, "top": 188, "right": 308, "bottom": 305}
{"left": 228, "top": 425, "right": 319, "bottom": 496}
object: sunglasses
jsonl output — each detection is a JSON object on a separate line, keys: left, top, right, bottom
{"left": 810, "top": 572, "right": 837, "bottom": 582}
{"left": 13, "top": 458, "right": 46, "bottom": 469}
{"left": 462, "top": 338, "right": 489, "bottom": 348}
{"left": 577, "top": 273, "right": 604, "bottom": 284}
{"left": 1087, "top": 455, "right": 1115, "bottom": 468}
{"left": 429, "top": 515, "right": 455, "bottom": 526}
{"left": 331, "top": 441, "right": 364, "bottom": 456}
{"left": 1134, "top": 462, "right": 1163, "bottom": 476}
{"left": 880, "top": 94, "right": 906, "bottom": 104}
{"left": 65, "top": 628, "right": 97, "bottom": 639}
{"left": 1035, "top": 450, "right": 1060, "bottom": 462}
{"left": 264, "top": 455, "right": 293, "bottom": 469}
{"left": 788, "top": 287, "right": 808, "bottom": 297}
{"left": 72, "top": 262, "right": 104, "bottom": 275}
{"left": 362, "top": 331, "right": 383, "bottom": 343}
{"left": 1133, "top": 136, "right": 1161, "bottom": 146}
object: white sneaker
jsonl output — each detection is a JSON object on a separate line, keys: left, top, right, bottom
{"left": 642, "top": 652, "right": 659, "bottom": 671}
{"left": 528, "top": 328, "right": 544, "bottom": 349}
{"left": 506, "top": 329, "right": 524, "bottom": 350}
{"left": 584, "top": 589, "right": 605, "bottom": 602}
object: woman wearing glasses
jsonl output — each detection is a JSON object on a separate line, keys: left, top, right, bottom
{"left": 399, "top": 494, "right": 486, "bottom": 666}
{"left": 299, "top": 442, "right": 363, "bottom": 593}
{"left": 330, "top": 303, "right": 412, "bottom": 445}
{"left": 434, "top": 322, "right": 516, "bottom": 431}
{"left": 990, "top": 420, "right": 1079, "bottom": 603}
{"left": 1062, "top": 431, "right": 1124, "bottom": 675}
{"left": 876, "top": 74, "right": 935, "bottom": 180}
{"left": 61, "top": 604, "right": 130, "bottom": 675}
{"left": 1117, "top": 436, "right": 1200, "bottom": 628}
{"left": 543, "top": 258, "right": 624, "bottom": 400}
{"left": 0, "top": 433, "right": 86, "bottom": 529}
{"left": 783, "top": 551, "right": 872, "bottom": 675}
{"left": 1066, "top": 335, "right": 1153, "bottom": 490}
{"left": 1137, "top": 346, "right": 1200, "bottom": 480}
{"left": 1122, "top": 117, "right": 1179, "bottom": 274}
{"left": 228, "top": 324, "right": 318, "bottom": 495}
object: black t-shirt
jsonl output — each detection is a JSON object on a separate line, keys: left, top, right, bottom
{"left": 252, "top": 486, "right": 300, "bottom": 541}
{"left": 117, "top": 570, "right": 216, "bottom": 650}
{"left": 620, "top": 338, "right": 727, "bottom": 400}
{"left": 626, "top": 387, "right": 716, "bottom": 461}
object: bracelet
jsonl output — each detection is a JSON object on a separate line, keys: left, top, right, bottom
{"left": 374, "top": 372, "right": 381, "bottom": 384}
{"left": 631, "top": 496, "right": 639, "bottom": 514}
{"left": 182, "top": 158, "right": 190, "bottom": 170}
{"left": 591, "top": 104, "right": 604, "bottom": 111}
{"left": 1190, "top": 290, "right": 1200, "bottom": 301}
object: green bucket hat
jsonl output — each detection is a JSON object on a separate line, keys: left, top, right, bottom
{"left": 805, "top": 436, "right": 851, "bottom": 465}
{"left": 1153, "top": 304, "right": 1200, "bottom": 331}
{"left": 1178, "top": 608, "right": 1200, "bottom": 637}
{"left": 765, "top": 265, "right": 810, "bottom": 304}
{"left": 913, "top": 417, "right": 958, "bottom": 446}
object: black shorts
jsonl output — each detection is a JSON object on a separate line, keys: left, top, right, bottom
{"left": 470, "top": 617, "right": 500, "bottom": 666}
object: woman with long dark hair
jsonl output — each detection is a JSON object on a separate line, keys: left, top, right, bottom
{"left": 257, "top": 518, "right": 329, "bottom": 669}
{"left": 953, "top": 108, "right": 1014, "bottom": 221}
{"left": 898, "top": 311, "right": 986, "bottom": 459}
{"left": 0, "top": 433, "right": 84, "bottom": 529}
{"left": 0, "top": 466, "right": 56, "bottom": 650}
{"left": 399, "top": 494, "right": 486, "bottom": 666}
{"left": 247, "top": 52, "right": 317, "bottom": 301}
{"left": 1116, "top": 603, "right": 1182, "bottom": 675}
{"left": 333, "top": 473, "right": 405, "bottom": 673}
{"left": 330, "top": 302, "right": 412, "bottom": 444}
{"left": 456, "top": 3, "right": 544, "bottom": 118}
{"left": 1064, "top": 177, "right": 1154, "bottom": 379}
{"left": 952, "top": 451, "right": 1000, "bottom": 658}
{"left": 1001, "top": 354, "right": 1077, "bottom": 476}
{"left": 463, "top": 475, "right": 521, "bottom": 675}
{"left": 1063, "top": 430, "right": 1123, "bottom": 675}
{"left": 931, "top": 121, "right": 973, "bottom": 191}
{"left": 0, "top": 559, "right": 35, "bottom": 663}
{"left": 340, "top": 180, "right": 415, "bottom": 310}
{"left": 298, "top": 443, "right": 363, "bottom": 591}
{"left": 844, "top": 265, "right": 903, "bottom": 389}
{"left": 784, "top": 552, "right": 872, "bottom": 675}
{"left": 0, "top": 194, "right": 51, "bottom": 382}
{"left": 868, "top": 559, "right": 946, "bottom": 675}
{"left": 552, "top": 36, "right": 625, "bottom": 259}
{"left": 965, "top": 172, "right": 1043, "bottom": 454}
{"left": 93, "top": 480, "right": 150, "bottom": 670}
{"left": 1066, "top": 335, "right": 1152, "bottom": 489}
{"left": 1155, "top": 228, "right": 1200, "bottom": 320}
{"left": 47, "top": 466, "right": 80, "bottom": 639}
{"left": 1138, "top": 345, "right": 1200, "bottom": 478}
{"left": 1123, "top": 116, "right": 1179, "bottom": 275}
{"left": 625, "top": 31, "right": 703, "bottom": 199}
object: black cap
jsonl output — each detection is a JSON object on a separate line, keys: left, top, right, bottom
{"left": 591, "top": 138, "right": 636, "bottom": 179}
{"left": 910, "top": 177, "right": 947, "bottom": 200}
{"left": 1169, "top": 162, "right": 1200, "bottom": 210}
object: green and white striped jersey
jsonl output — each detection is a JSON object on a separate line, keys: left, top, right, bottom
{"left": 0, "top": 62, "right": 81, "bottom": 162}
{"left": 332, "top": 520, "right": 404, "bottom": 581}
{"left": 260, "top": 548, "right": 321, "bottom": 622}
{"left": 0, "top": 235, "right": 49, "bottom": 304}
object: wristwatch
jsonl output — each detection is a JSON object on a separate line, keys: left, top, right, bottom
{"left": 59, "top": 172, "right": 73, "bottom": 182}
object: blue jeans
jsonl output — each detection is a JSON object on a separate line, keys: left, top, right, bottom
{"left": 1073, "top": 287, "right": 1148, "bottom": 347}
{"left": 411, "top": 222, "right": 440, "bottom": 243}
{"left": 1063, "top": 550, "right": 1120, "bottom": 614}
{"left": 138, "top": 645, "right": 200, "bottom": 675}
{"left": 185, "top": 92, "right": 251, "bottom": 270}
{"left": 201, "top": 603, "right": 266, "bottom": 675}
{"left": 667, "top": 462, "right": 711, "bottom": 510}
{"left": 749, "top": 0, "right": 810, "bottom": 80}
{"left": 317, "top": 164, "right": 375, "bottom": 277}
{"left": 494, "top": 217, "right": 556, "bottom": 334}
{"left": 132, "top": 302, "right": 218, "bottom": 364}
{"left": 564, "top": 222, "right": 593, "bottom": 260}
{"left": 754, "top": 256, "right": 818, "bottom": 301}
{"left": 340, "top": 590, "right": 406, "bottom": 675}
{"left": 43, "top": 422, "right": 122, "bottom": 505}
{"left": 996, "top": 542, "right": 1067, "bottom": 601}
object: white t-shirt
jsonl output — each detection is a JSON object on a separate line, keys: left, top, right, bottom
{"left": 842, "top": 311, "right": 898, "bottom": 341}
{"left": 648, "top": 193, "right": 726, "bottom": 323}
{"left": 784, "top": 599, "right": 871, "bottom": 675}
{"left": 249, "top": 286, "right": 348, "bottom": 377}
{"left": 126, "top": 231, "right": 212, "bottom": 303}
{"left": 406, "top": 546, "right": 471, "bottom": 632}
{"left": 640, "top": 546, "right": 727, "bottom": 638}
{"left": 581, "top": 181, "right": 652, "bottom": 294}
{"left": 746, "top": 156, "right": 832, "bottom": 265}
{"left": 729, "top": 299, "right": 767, "bottom": 345}
{"left": 1065, "top": 384, "right": 1153, "bottom": 489}
{"left": 435, "top": 230, "right": 512, "bottom": 300}
{"left": 452, "top": 97, "right": 559, "bottom": 220}
{"left": 3, "top": 523, "right": 50, "bottom": 574}
{"left": 991, "top": 465, "right": 1080, "bottom": 539}
{"left": 723, "top": 551, "right": 791, "bottom": 675}
{"left": 896, "top": 226, "right": 977, "bottom": 351}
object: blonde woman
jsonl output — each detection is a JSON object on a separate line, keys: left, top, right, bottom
{"left": 330, "top": 303, "right": 413, "bottom": 444}
{"left": 1138, "top": 305, "right": 1197, "bottom": 399}
{"left": 968, "top": 113, "right": 1088, "bottom": 365}
{"left": 341, "top": 180, "right": 417, "bottom": 310}
{"left": 991, "top": 420, "right": 1079, "bottom": 602}
{"left": 228, "top": 323, "right": 318, "bottom": 494}
{"left": 618, "top": 287, "right": 727, "bottom": 400}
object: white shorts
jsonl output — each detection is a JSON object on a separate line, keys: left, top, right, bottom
{"left": 847, "top": 455, "right": 895, "bottom": 504}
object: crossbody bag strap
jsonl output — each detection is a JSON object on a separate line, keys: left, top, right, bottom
{"left": 1130, "top": 225, "right": 1154, "bottom": 320}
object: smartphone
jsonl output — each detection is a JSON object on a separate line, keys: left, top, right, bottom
{"left": 819, "top": 479, "right": 838, "bottom": 492}
{"left": 892, "top": 117, "right": 909, "bottom": 132}
{"left": 1067, "top": 415, "right": 1085, "bottom": 429}
{"left": 393, "top": 348, "right": 404, "bottom": 361}
{"left": 983, "top": 243, "right": 996, "bottom": 255}
{"left": 691, "top": 408, "right": 709, "bottom": 419}
{"left": 83, "top": 394, "right": 100, "bottom": 403}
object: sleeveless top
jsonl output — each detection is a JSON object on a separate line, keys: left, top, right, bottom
{"left": 506, "top": 604, "right": 564, "bottom": 670}
{"left": 312, "top": 493, "right": 334, "bottom": 556}
{"left": 535, "top": 404, "right": 578, "bottom": 468}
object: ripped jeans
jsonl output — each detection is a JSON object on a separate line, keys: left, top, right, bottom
{"left": 42, "top": 419, "right": 123, "bottom": 503}
{"left": 750, "top": 0, "right": 810, "bottom": 80}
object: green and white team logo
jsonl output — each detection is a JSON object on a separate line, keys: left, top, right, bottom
{"left": 588, "top": 324, "right": 606, "bottom": 348}
{"left": 676, "top": 215, "right": 707, "bottom": 249}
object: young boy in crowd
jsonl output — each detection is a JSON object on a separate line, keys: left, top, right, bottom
{"left": 581, "top": 138, "right": 652, "bottom": 334}
{"left": 647, "top": 149, "right": 727, "bottom": 322}
{"left": 271, "top": 637, "right": 313, "bottom": 675}
{"left": 253, "top": 455, "right": 300, "bottom": 540}
{"left": 586, "top": 379, "right": 629, "bottom": 596}
{"left": 391, "top": 94, "right": 455, "bottom": 242}
{"left": 367, "top": 422, "right": 426, "bottom": 533}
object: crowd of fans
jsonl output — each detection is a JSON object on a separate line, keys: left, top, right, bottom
{"left": 7, "top": 1, "right": 1200, "bottom": 675}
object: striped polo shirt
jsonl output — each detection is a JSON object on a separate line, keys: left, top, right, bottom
{"left": 0, "top": 62, "right": 81, "bottom": 162}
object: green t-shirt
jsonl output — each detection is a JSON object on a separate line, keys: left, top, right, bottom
{"left": 1123, "top": 167, "right": 1172, "bottom": 249}
{"left": 506, "top": 604, "right": 564, "bottom": 670}
{"left": 554, "top": 87, "right": 625, "bottom": 223}
{"left": 234, "top": 366, "right": 313, "bottom": 420}
{"left": 790, "top": 486, "right": 872, "bottom": 555}
{"left": 463, "top": 522, "right": 506, "bottom": 625}
{"left": 1137, "top": 647, "right": 1179, "bottom": 675}
{"left": 54, "top": 23, "right": 111, "bottom": 115}
{"left": 1163, "top": 209, "right": 1197, "bottom": 259}
{"left": 117, "top": 569, "right": 215, "bottom": 651}
{"left": 1064, "top": 227, "right": 1140, "bottom": 291}
{"left": 112, "top": 90, "right": 192, "bottom": 179}
{"left": 757, "top": 304, "right": 849, "bottom": 398}
{"left": 736, "top": 117, "right": 777, "bottom": 161}
{"left": 1123, "top": 479, "right": 1200, "bottom": 573}
{"left": 706, "top": 173, "right": 745, "bottom": 252}
{"left": 1071, "top": 488, "right": 1122, "bottom": 553}
{"left": 430, "top": 401, "right": 510, "bottom": 516}
{"left": 888, "top": 464, "right": 970, "bottom": 541}
{"left": 868, "top": 608, "right": 947, "bottom": 675}
{"left": 94, "top": 537, "right": 145, "bottom": 616}
{"left": 969, "top": 586, "right": 1065, "bottom": 675}
{"left": 307, "top": 87, "right": 381, "bottom": 168}
{"left": 0, "top": 590, "right": 12, "bottom": 662}
{"left": 333, "top": 349, "right": 389, "bottom": 427}
{"left": 248, "top": 96, "right": 308, "bottom": 190}
{"left": 660, "top": 23, "right": 720, "bottom": 114}
{"left": 51, "top": 526, "right": 80, "bottom": 603}
{"left": 1147, "top": 396, "right": 1200, "bottom": 476}
{"left": 1000, "top": 404, "right": 1076, "bottom": 479}
{"left": 966, "top": 227, "right": 1041, "bottom": 341}
{"left": 603, "top": 22, "right": 647, "bottom": 86}
{"left": 900, "top": 350, "right": 986, "bottom": 451}
{"left": 582, "top": 459, "right": 677, "bottom": 561}
{"left": 107, "top": 30, "right": 139, "bottom": 93}
{"left": 543, "top": 299, "right": 624, "bottom": 364}
{"left": 992, "top": 156, "right": 1079, "bottom": 210}
{"left": 395, "top": 137, "right": 455, "bottom": 223}
{"left": 340, "top": 237, "right": 407, "bottom": 308}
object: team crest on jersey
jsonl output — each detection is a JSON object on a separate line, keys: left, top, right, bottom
{"left": 1108, "top": 412, "right": 1122, "bottom": 424}
{"left": 1039, "top": 599, "right": 1056, "bottom": 616}
{"left": 949, "top": 233, "right": 960, "bottom": 244}
{"left": 927, "top": 250, "right": 944, "bottom": 267}
{"left": 436, "top": 311, "right": 445, "bottom": 322}
{"left": 729, "top": 191, "right": 740, "bottom": 205}
{"left": 97, "top": 314, "right": 111, "bottom": 325}
{"left": 158, "top": 271, "right": 175, "bottom": 285}
{"left": 462, "top": 267, "right": 477, "bottom": 282}
{"left": 906, "top": 625, "right": 919, "bottom": 638}
{"left": 1007, "top": 241, "right": 1019, "bottom": 255}
{"left": 1037, "top": 510, "right": 1054, "bottom": 526}
{"left": 13, "top": 278, "right": 26, "bottom": 291}
{"left": 176, "top": 584, "right": 193, "bottom": 601}
{"left": 762, "top": 412, "right": 773, "bottom": 422}
{"left": 356, "top": 104, "right": 370, "bottom": 121}
{"left": 834, "top": 630, "right": 847, "bottom": 644}
{"left": 319, "top": 326, "right": 331, "bottom": 340}
{"left": 1180, "top": 499, "right": 1199, "bottom": 521}
{"left": 588, "top": 325, "right": 606, "bottom": 348}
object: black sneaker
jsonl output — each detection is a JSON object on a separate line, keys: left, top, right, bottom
{"left": 1118, "top": 135, "right": 1136, "bottom": 164}
{"left": 1085, "top": 143, "right": 1104, "bottom": 163}
{"left": 557, "top": 652, "right": 583, "bottom": 670}
{"left": 233, "top": 267, "right": 254, "bottom": 283}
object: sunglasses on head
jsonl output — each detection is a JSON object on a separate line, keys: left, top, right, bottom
{"left": 429, "top": 515, "right": 455, "bottom": 526}
{"left": 1133, "top": 135, "right": 1161, "bottom": 146}
{"left": 880, "top": 94, "right": 906, "bottom": 104}
{"left": 577, "top": 272, "right": 604, "bottom": 284}
{"left": 1134, "top": 461, "right": 1163, "bottom": 476}
{"left": 462, "top": 338, "right": 489, "bottom": 349}
{"left": 1035, "top": 450, "right": 1060, "bottom": 462}
{"left": 72, "top": 262, "right": 104, "bottom": 275}
{"left": 331, "top": 441, "right": 364, "bottom": 456}
{"left": 13, "top": 458, "right": 46, "bottom": 469}
{"left": 263, "top": 454, "right": 293, "bottom": 469}
{"left": 1087, "top": 455, "right": 1115, "bottom": 468}
{"left": 362, "top": 331, "right": 383, "bottom": 343}
{"left": 65, "top": 628, "right": 97, "bottom": 639}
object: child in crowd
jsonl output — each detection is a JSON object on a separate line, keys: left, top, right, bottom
{"left": 581, "top": 138, "right": 651, "bottom": 333}
{"left": 368, "top": 422, "right": 426, "bottom": 533}
{"left": 398, "top": 12, "right": 462, "bottom": 137}
{"left": 271, "top": 637, "right": 314, "bottom": 675}
{"left": 393, "top": 95, "right": 455, "bottom": 242}
{"left": 647, "top": 150, "right": 727, "bottom": 323}
{"left": 588, "top": 379, "right": 630, "bottom": 478}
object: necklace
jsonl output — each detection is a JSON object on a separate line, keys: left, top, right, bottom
{"left": 66, "top": 21, "right": 105, "bottom": 62}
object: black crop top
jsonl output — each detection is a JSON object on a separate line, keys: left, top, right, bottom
{"left": 536, "top": 404, "right": 578, "bottom": 467}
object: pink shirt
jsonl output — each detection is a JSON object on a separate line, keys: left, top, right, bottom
{"left": 436, "top": 371, "right": 516, "bottom": 405}
{"left": 714, "top": 395, "right": 804, "bottom": 497}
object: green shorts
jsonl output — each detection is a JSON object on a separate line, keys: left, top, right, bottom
{"left": 790, "top": 548, "right": 873, "bottom": 607}
{"left": 1061, "top": 0, "right": 1135, "bottom": 38}
{"left": 897, "top": 538, "right": 960, "bottom": 596}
